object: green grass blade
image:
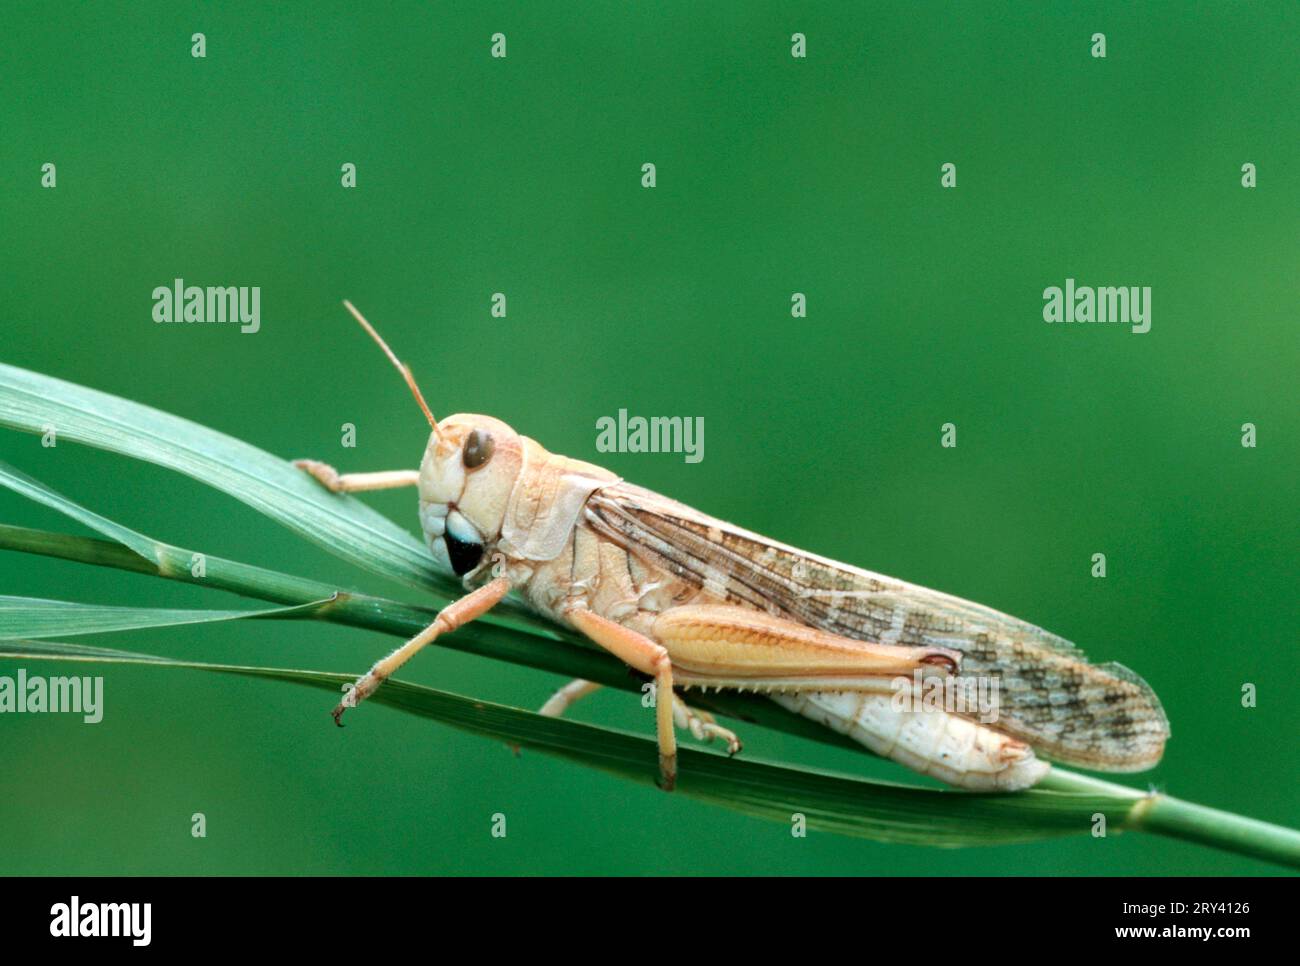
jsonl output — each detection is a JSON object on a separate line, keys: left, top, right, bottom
{"left": 0, "top": 459, "right": 163, "bottom": 564}
{"left": 0, "top": 362, "right": 443, "bottom": 591}
{"left": 0, "top": 595, "right": 339, "bottom": 640}
{"left": 0, "top": 637, "right": 1130, "bottom": 848}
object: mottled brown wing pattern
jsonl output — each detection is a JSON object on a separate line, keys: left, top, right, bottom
{"left": 585, "top": 482, "right": 1169, "bottom": 771}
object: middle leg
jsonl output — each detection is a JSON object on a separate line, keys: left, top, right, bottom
{"left": 537, "top": 678, "right": 741, "bottom": 754}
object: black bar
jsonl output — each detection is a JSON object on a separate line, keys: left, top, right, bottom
{"left": 0, "top": 876, "right": 1286, "bottom": 951}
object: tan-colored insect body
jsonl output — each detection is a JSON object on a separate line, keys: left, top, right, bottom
{"left": 298, "top": 302, "right": 1169, "bottom": 793}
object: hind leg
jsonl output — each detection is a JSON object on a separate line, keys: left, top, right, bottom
{"left": 564, "top": 610, "right": 680, "bottom": 791}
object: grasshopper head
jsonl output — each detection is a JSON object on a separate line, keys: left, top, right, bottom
{"left": 331, "top": 302, "right": 526, "bottom": 580}
{"left": 418, "top": 414, "right": 524, "bottom": 579}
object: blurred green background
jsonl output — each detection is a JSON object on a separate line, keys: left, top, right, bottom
{"left": 1, "top": 1, "right": 1296, "bottom": 875}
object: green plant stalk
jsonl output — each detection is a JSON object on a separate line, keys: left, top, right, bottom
{"left": 1035, "top": 770, "right": 1300, "bottom": 867}
{"left": 2, "top": 523, "right": 1297, "bottom": 868}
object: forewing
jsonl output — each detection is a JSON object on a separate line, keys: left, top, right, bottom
{"left": 585, "top": 482, "right": 1169, "bottom": 771}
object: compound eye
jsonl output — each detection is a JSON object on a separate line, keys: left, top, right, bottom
{"left": 462, "top": 429, "right": 495, "bottom": 470}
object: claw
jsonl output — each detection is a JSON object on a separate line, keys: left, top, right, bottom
{"left": 698, "top": 720, "right": 743, "bottom": 756}
{"left": 333, "top": 681, "right": 361, "bottom": 726}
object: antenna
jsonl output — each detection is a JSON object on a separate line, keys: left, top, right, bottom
{"left": 341, "top": 300, "right": 439, "bottom": 435}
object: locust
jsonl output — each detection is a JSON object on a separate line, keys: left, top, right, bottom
{"left": 295, "top": 301, "right": 1170, "bottom": 792}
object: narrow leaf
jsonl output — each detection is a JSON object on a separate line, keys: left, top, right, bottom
{"left": 0, "top": 459, "right": 162, "bottom": 564}
{"left": 0, "top": 638, "right": 1129, "bottom": 848}
{"left": 0, "top": 363, "right": 443, "bottom": 591}
{"left": 0, "top": 594, "right": 339, "bottom": 640}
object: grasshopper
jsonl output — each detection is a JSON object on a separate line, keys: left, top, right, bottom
{"left": 295, "top": 302, "right": 1169, "bottom": 792}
